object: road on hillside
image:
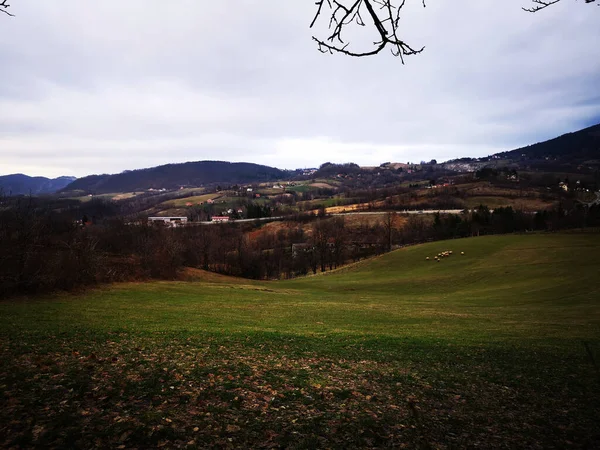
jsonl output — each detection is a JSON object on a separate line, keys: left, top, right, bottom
{"left": 332, "top": 209, "right": 466, "bottom": 216}
{"left": 195, "top": 209, "right": 467, "bottom": 225}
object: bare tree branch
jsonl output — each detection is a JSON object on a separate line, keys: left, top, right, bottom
{"left": 310, "top": 0, "right": 425, "bottom": 60}
{"left": 311, "top": 0, "right": 331, "bottom": 28}
{"left": 0, "top": 0, "right": 14, "bottom": 16}
{"left": 523, "top": 0, "right": 596, "bottom": 12}
{"left": 523, "top": 0, "right": 563, "bottom": 12}
{"left": 311, "top": 0, "right": 596, "bottom": 59}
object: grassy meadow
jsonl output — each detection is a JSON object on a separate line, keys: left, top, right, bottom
{"left": 1, "top": 232, "right": 599, "bottom": 448}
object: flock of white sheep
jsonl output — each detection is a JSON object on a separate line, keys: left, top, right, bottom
{"left": 426, "top": 250, "right": 465, "bottom": 262}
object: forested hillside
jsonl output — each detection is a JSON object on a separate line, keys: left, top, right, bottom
{"left": 62, "top": 161, "right": 289, "bottom": 194}
{"left": 0, "top": 174, "right": 76, "bottom": 195}
{"left": 499, "top": 123, "right": 600, "bottom": 163}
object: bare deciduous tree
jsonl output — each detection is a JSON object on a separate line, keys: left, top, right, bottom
{"left": 383, "top": 211, "right": 396, "bottom": 252}
{"left": 311, "top": 0, "right": 597, "bottom": 59}
{"left": 1, "top": 1, "right": 597, "bottom": 52}
{"left": 310, "top": 0, "right": 426, "bottom": 61}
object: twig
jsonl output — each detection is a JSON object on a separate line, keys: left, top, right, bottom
{"left": 0, "top": 0, "right": 14, "bottom": 16}
{"left": 523, "top": 0, "right": 596, "bottom": 12}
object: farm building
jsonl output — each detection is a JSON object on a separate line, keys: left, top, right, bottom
{"left": 148, "top": 217, "right": 188, "bottom": 227}
{"left": 291, "top": 243, "right": 313, "bottom": 257}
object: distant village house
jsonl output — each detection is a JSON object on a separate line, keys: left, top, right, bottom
{"left": 148, "top": 217, "right": 188, "bottom": 227}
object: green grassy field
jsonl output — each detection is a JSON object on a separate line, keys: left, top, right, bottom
{"left": 1, "top": 232, "right": 599, "bottom": 448}
{"left": 162, "top": 193, "right": 216, "bottom": 208}
{"left": 285, "top": 184, "right": 313, "bottom": 193}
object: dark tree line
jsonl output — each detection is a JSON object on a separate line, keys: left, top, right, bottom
{"left": 0, "top": 197, "right": 385, "bottom": 297}
{"left": 2, "top": 192, "right": 600, "bottom": 298}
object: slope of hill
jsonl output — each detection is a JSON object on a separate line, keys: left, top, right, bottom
{"left": 500, "top": 122, "right": 600, "bottom": 163}
{"left": 3, "top": 232, "right": 598, "bottom": 335}
{"left": 0, "top": 174, "right": 76, "bottom": 196}
{"left": 62, "top": 161, "right": 289, "bottom": 194}
{"left": 1, "top": 232, "right": 599, "bottom": 448}
{"left": 443, "top": 122, "right": 600, "bottom": 173}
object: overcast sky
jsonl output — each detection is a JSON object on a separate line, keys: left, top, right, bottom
{"left": 1, "top": 1, "right": 599, "bottom": 178}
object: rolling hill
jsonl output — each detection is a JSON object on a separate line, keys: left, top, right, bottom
{"left": 444, "top": 122, "right": 600, "bottom": 172}
{"left": 1, "top": 232, "right": 599, "bottom": 448}
{"left": 500, "top": 122, "right": 600, "bottom": 163}
{"left": 62, "top": 160, "right": 289, "bottom": 194}
{"left": 0, "top": 174, "right": 76, "bottom": 196}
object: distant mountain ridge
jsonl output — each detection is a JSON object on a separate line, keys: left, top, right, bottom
{"left": 0, "top": 174, "right": 77, "bottom": 196}
{"left": 62, "top": 160, "right": 289, "bottom": 194}
{"left": 499, "top": 123, "right": 600, "bottom": 163}
{"left": 8, "top": 123, "right": 600, "bottom": 196}
{"left": 443, "top": 122, "right": 600, "bottom": 172}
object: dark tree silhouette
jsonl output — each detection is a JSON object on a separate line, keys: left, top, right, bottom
{"left": 311, "top": 0, "right": 597, "bottom": 58}
{"left": 0, "top": 0, "right": 14, "bottom": 16}
{"left": 523, "top": 0, "right": 596, "bottom": 12}
{"left": 310, "top": 0, "right": 426, "bottom": 61}
{"left": 2, "top": 1, "right": 597, "bottom": 53}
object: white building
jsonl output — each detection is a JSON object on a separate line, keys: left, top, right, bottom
{"left": 148, "top": 216, "right": 188, "bottom": 227}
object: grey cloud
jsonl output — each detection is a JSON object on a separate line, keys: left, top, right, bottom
{"left": 1, "top": 1, "right": 599, "bottom": 177}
